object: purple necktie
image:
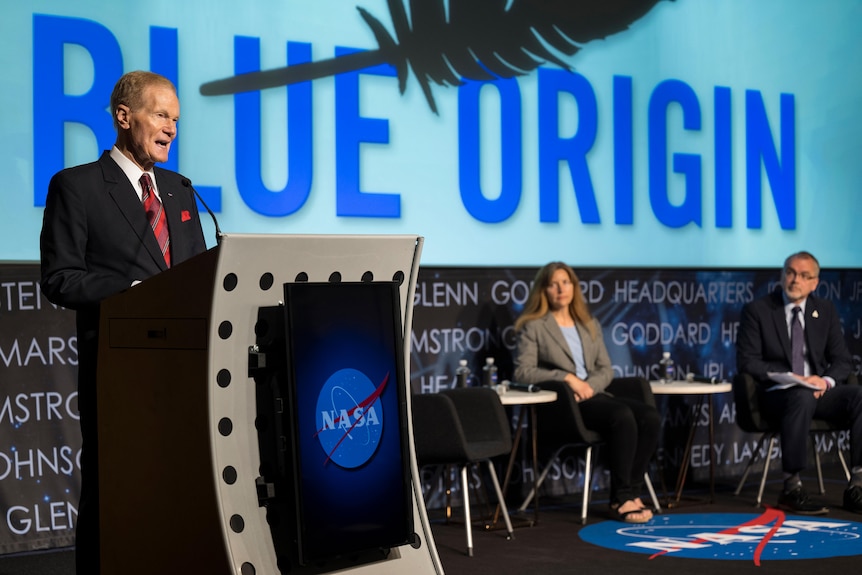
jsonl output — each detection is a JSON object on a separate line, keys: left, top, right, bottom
{"left": 791, "top": 306, "right": 804, "bottom": 375}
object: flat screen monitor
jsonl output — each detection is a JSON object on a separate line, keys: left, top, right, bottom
{"left": 282, "top": 281, "right": 413, "bottom": 565}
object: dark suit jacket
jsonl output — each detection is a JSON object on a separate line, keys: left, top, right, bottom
{"left": 736, "top": 287, "right": 852, "bottom": 387}
{"left": 40, "top": 151, "right": 207, "bottom": 319}
{"left": 40, "top": 150, "right": 208, "bottom": 411}
{"left": 514, "top": 313, "right": 614, "bottom": 394}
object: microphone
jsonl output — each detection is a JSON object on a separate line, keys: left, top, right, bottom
{"left": 182, "top": 178, "right": 224, "bottom": 245}
{"left": 507, "top": 381, "right": 541, "bottom": 393}
{"left": 685, "top": 373, "right": 720, "bottom": 384}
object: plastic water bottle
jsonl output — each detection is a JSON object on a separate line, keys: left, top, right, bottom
{"left": 659, "top": 351, "right": 675, "bottom": 383}
{"left": 455, "top": 359, "right": 471, "bottom": 388}
{"left": 482, "top": 357, "right": 499, "bottom": 387}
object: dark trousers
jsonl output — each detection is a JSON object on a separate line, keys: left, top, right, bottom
{"left": 579, "top": 394, "right": 661, "bottom": 504}
{"left": 760, "top": 384, "right": 862, "bottom": 475}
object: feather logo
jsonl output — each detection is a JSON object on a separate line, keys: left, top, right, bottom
{"left": 200, "top": 0, "right": 668, "bottom": 113}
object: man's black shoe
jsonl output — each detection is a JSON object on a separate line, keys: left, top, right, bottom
{"left": 777, "top": 486, "right": 829, "bottom": 515}
{"left": 843, "top": 486, "right": 862, "bottom": 514}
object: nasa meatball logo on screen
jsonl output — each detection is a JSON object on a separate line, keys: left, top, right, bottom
{"left": 314, "top": 368, "right": 388, "bottom": 468}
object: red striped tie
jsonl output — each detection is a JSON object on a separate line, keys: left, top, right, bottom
{"left": 140, "top": 173, "right": 171, "bottom": 267}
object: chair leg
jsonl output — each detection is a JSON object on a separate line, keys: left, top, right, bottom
{"left": 756, "top": 436, "right": 777, "bottom": 507}
{"left": 581, "top": 446, "right": 593, "bottom": 525}
{"left": 810, "top": 431, "right": 852, "bottom": 492}
{"left": 644, "top": 472, "right": 661, "bottom": 514}
{"left": 444, "top": 465, "right": 454, "bottom": 522}
{"left": 485, "top": 460, "right": 514, "bottom": 540}
{"left": 517, "top": 446, "right": 565, "bottom": 512}
{"left": 460, "top": 465, "right": 473, "bottom": 557}
{"left": 734, "top": 460, "right": 754, "bottom": 496}
{"left": 420, "top": 465, "right": 447, "bottom": 513}
{"left": 838, "top": 440, "right": 851, "bottom": 481}
{"left": 516, "top": 467, "right": 542, "bottom": 513}
{"left": 813, "top": 437, "right": 826, "bottom": 494}
{"left": 734, "top": 433, "right": 768, "bottom": 496}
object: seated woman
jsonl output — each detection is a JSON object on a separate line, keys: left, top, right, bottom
{"left": 513, "top": 262, "right": 660, "bottom": 523}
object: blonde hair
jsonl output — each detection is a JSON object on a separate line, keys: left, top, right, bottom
{"left": 514, "top": 262, "right": 598, "bottom": 339}
{"left": 110, "top": 71, "right": 176, "bottom": 130}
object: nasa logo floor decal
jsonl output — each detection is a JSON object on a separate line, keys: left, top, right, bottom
{"left": 579, "top": 509, "right": 862, "bottom": 564}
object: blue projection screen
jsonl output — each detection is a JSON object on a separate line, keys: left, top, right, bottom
{"left": 2, "top": 0, "right": 861, "bottom": 266}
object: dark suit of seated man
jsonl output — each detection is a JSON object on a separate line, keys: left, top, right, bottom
{"left": 737, "top": 251, "right": 862, "bottom": 515}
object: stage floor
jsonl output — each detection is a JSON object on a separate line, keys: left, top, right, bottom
{"left": 3, "top": 466, "right": 860, "bottom": 575}
{"left": 430, "top": 466, "right": 862, "bottom": 575}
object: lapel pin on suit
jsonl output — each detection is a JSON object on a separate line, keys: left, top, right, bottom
{"left": 812, "top": 310, "right": 819, "bottom": 318}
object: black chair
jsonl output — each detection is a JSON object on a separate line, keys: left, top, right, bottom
{"left": 732, "top": 372, "right": 852, "bottom": 506}
{"left": 517, "top": 377, "right": 661, "bottom": 524}
{"left": 412, "top": 387, "right": 514, "bottom": 557}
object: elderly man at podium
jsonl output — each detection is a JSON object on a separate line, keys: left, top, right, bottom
{"left": 39, "top": 70, "right": 207, "bottom": 574}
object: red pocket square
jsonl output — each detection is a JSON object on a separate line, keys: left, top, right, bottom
{"left": 181, "top": 210, "right": 191, "bottom": 222}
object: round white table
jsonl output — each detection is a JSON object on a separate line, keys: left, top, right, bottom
{"left": 650, "top": 381, "right": 732, "bottom": 396}
{"left": 650, "top": 381, "right": 732, "bottom": 505}
{"left": 498, "top": 388, "right": 559, "bottom": 406}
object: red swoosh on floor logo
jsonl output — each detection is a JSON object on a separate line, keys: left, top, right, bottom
{"left": 650, "top": 506, "right": 785, "bottom": 566}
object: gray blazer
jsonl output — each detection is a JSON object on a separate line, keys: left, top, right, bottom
{"left": 514, "top": 313, "right": 614, "bottom": 394}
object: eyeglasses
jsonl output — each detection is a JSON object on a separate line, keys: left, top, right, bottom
{"left": 784, "top": 268, "right": 817, "bottom": 281}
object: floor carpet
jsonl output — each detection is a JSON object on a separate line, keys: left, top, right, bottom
{"left": 2, "top": 468, "right": 860, "bottom": 574}
{"left": 429, "top": 468, "right": 862, "bottom": 575}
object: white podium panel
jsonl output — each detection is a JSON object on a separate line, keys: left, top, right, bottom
{"left": 98, "top": 234, "right": 443, "bottom": 575}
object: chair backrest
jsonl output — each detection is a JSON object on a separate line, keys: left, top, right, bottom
{"left": 535, "top": 377, "right": 656, "bottom": 449}
{"left": 442, "top": 387, "right": 513, "bottom": 458}
{"left": 412, "top": 388, "right": 513, "bottom": 465}
{"left": 534, "top": 381, "right": 603, "bottom": 449}
{"left": 733, "top": 372, "right": 858, "bottom": 434}
{"left": 606, "top": 377, "right": 657, "bottom": 409}
{"left": 732, "top": 373, "right": 770, "bottom": 433}
{"left": 412, "top": 392, "right": 470, "bottom": 465}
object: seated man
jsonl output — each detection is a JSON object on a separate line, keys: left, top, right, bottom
{"left": 737, "top": 251, "right": 862, "bottom": 515}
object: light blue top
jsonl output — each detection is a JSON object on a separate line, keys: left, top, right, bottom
{"left": 561, "top": 325, "right": 588, "bottom": 380}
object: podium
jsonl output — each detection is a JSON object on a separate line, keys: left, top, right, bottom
{"left": 97, "top": 234, "right": 443, "bottom": 575}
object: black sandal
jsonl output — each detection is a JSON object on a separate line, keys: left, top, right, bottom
{"left": 609, "top": 503, "right": 651, "bottom": 524}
